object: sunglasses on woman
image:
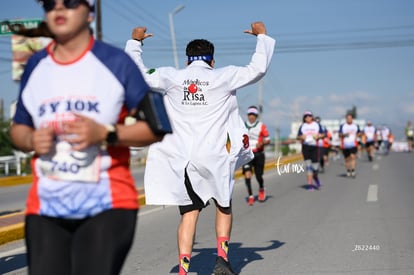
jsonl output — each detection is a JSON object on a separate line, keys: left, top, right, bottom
{"left": 38, "top": 0, "right": 92, "bottom": 12}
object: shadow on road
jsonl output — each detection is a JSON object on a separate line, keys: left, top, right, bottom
{"left": 0, "top": 253, "right": 27, "bottom": 274}
{"left": 299, "top": 184, "right": 320, "bottom": 191}
{"left": 169, "top": 240, "right": 285, "bottom": 274}
{"left": 243, "top": 195, "right": 273, "bottom": 203}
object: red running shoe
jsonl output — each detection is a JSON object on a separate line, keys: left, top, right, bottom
{"left": 258, "top": 188, "right": 266, "bottom": 202}
{"left": 247, "top": 195, "right": 254, "bottom": 206}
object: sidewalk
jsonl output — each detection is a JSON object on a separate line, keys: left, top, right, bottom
{"left": 0, "top": 154, "right": 303, "bottom": 245}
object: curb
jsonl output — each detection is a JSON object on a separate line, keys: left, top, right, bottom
{"left": 0, "top": 154, "right": 303, "bottom": 245}
{"left": 0, "top": 175, "right": 32, "bottom": 187}
{"left": 0, "top": 211, "right": 26, "bottom": 246}
{"left": 0, "top": 222, "right": 25, "bottom": 246}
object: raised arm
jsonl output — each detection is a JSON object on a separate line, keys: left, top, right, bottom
{"left": 124, "top": 27, "right": 168, "bottom": 91}
{"left": 226, "top": 21, "right": 276, "bottom": 91}
{"left": 124, "top": 27, "right": 151, "bottom": 74}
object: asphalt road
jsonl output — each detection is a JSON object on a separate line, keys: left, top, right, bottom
{"left": 1, "top": 152, "right": 413, "bottom": 274}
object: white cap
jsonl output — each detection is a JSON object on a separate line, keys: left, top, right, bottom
{"left": 247, "top": 106, "right": 259, "bottom": 116}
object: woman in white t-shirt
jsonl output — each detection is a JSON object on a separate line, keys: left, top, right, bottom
{"left": 297, "top": 111, "right": 324, "bottom": 190}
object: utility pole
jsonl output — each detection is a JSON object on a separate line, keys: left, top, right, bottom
{"left": 0, "top": 99, "right": 3, "bottom": 122}
{"left": 258, "top": 79, "right": 263, "bottom": 118}
{"left": 275, "top": 126, "right": 281, "bottom": 157}
{"left": 95, "top": 0, "right": 102, "bottom": 41}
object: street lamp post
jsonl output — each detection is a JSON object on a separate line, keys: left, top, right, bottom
{"left": 169, "top": 4, "right": 185, "bottom": 69}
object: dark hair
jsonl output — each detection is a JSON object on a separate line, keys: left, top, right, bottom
{"left": 186, "top": 39, "right": 214, "bottom": 65}
{"left": 303, "top": 114, "right": 313, "bottom": 122}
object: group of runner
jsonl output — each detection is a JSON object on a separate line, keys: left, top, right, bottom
{"left": 12, "top": 1, "right": 413, "bottom": 274}
{"left": 10, "top": 0, "right": 276, "bottom": 273}
{"left": 297, "top": 111, "right": 396, "bottom": 189}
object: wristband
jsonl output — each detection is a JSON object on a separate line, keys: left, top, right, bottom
{"left": 133, "top": 39, "right": 143, "bottom": 46}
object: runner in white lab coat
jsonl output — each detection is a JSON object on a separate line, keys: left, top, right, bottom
{"left": 125, "top": 22, "right": 275, "bottom": 275}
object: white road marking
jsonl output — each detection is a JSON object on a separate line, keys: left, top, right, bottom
{"left": 367, "top": 184, "right": 378, "bottom": 202}
{"left": 138, "top": 205, "right": 174, "bottom": 216}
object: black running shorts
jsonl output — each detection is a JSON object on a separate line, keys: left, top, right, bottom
{"left": 342, "top": 147, "right": 358, "bottom": 158}
{"left": 302, "top": 144, "right": 319, "bottom": 163}
{"left": 179, "top": 170, "right": 208, "bottom": 215}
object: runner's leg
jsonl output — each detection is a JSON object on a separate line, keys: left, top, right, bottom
{"left": 177, "top": 170, "right": 205, "bottom": 274}
{"left": 253, "top": 152, "right": 265, "bottom": 190}
{"left": 71, "top": 209, "right": 137, "bottom": 275}
{"left": 25, "top": 215, "right": 71, "bottom": 275}
{"left": 215, "top": 203, "right": 232, "bottom": 260}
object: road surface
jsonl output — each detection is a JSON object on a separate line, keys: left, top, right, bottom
{"left": 1, "top": 152, "right": 413, "bottom": 274}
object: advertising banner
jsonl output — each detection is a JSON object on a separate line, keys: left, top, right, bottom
{"left": 11, "top": 35, "right": 51, "bottom": 81}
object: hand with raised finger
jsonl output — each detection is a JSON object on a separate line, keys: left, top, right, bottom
{"left": 131, "top": 27, "right": 153, "bottom": 42}
{"left": 244, "top": 21, "right": 266, "bottom": 36}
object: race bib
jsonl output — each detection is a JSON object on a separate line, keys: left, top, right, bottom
{"left": 305, "top": 135, "right": 316, "bottom": 145}
{"left": 347, "top": 134, "right": 356, "bottom": 140}
{"left": 39, "top": 141, "right": 101, "bottom": 182}
{"left": 408, "top": 129, "right": 413, "bottom": 137}
{"left": 343, "top": 133, "right": 357, "bottom": 148}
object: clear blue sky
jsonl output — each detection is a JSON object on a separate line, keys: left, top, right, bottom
{"left": 1, "top": 0, "right": 414, "bottom": 139}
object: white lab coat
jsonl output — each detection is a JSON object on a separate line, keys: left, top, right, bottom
{"left": 125, "top": 34, "right": 275, "bottom": 207}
